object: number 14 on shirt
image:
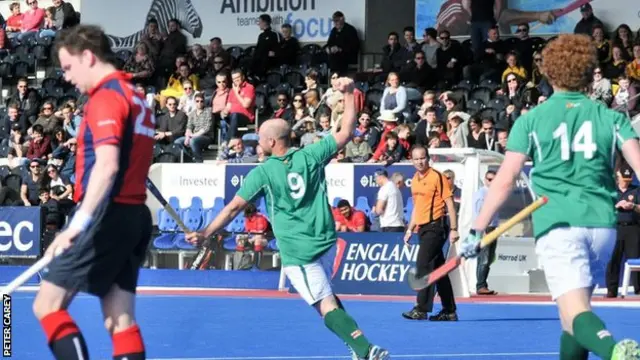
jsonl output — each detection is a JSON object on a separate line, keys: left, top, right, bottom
{"left": 552, "top": 121, "right": 597, "bottom": 161}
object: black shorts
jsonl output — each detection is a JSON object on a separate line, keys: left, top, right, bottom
{"left": 42, "top": 203, "right": 152, "bottom": 298}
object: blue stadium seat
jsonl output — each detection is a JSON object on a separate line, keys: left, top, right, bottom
{"left": 222, "top": 237, "right": 237, "bottom": 251}
{"left": 268, "top": 239, "right": 279, "bottom": 252}
{"left": 153, "top": 196, "right": 183, "bottom": 250}
{"left": 181, "top": 202, "right": 203, "bottom": 232}
{"left": 228, "top": 214, "right": 245, "bottom": 233}
{"left": 212, "top": 197, "right": 225, "bottom": 212}
{"left": 173, "top": 234, "right": 197, "bottom": 250}
{"left": 152, "top": 234, "right": 177, "bottom": 250}
{"left": 189, "top": 196, "right": 204, "bottom": 213}
{"left": 156, "top": 196, "right": 181, "bottom": 232}
{"left": 256, "top": 196, "right": 268, "bottom": 217}
{"left": 221, "top": 214, "right": 245, "bottom": 250}
{"left": 404, "top": 197, "right": 414, "bottom": 224}
{"left": 355, "top": 196, "right": 371, "bottom": 217}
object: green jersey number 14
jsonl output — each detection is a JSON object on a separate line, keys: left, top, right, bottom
{"left": 552, "top": 121, "right": 597, "bottom": 160}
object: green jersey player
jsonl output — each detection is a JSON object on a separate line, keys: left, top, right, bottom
{"left": 460, "top": 34, "right": 640, "bottom": 360}
{"left": 187, "top": 78, "right": 389, "bottom": 360}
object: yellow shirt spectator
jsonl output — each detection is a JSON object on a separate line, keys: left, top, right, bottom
{"left": 502, "top": 66, "right": 527, "bottom": 83}
{"left": 160, "top": 64, "right": 200, "bottom": 98}
{"left": 626, "top": 60, "right": 640, "bottom": 84}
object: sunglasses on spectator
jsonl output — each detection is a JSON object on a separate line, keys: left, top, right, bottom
{"left": 167, "top": 102, "right": 176, "bottom": 106}
{"left": 534, "top": 58, "right": 542, "bottom": 62}
{"left": 594, "top": 70, "right": 601, "bottom": 74}
{"left": 517, "top": 28, "right": 528, "bottom": 33}
{"left": 439, "top": 36, "right": 449, "bottom": 40}
{"left": 415, "top": 56, "right": 424, "bottom": 60}
{"left": 293, "top": 98, "right": 303, "bottom": 102}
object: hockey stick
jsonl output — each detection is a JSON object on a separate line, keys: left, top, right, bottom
{"left": 145, "top": 178, "right": 189, "bottom": 232}
{"left": 145, "top": 179, "right": 214, "bottom": 269}
{"left": 407, "top": 196, "right": 548, "bottom": 291}
{"left": 529, "top": 0, "right": 592, "bottom": 32}
{"left": 0, "top": 178, "right": 189, "bottom": 295}
{"left": 1, "top": 256, "right": 52, "bottom": 296}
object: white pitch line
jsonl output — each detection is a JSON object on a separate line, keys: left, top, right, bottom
{"left": 146, "top": 352, "right": 559, "bottom": 360}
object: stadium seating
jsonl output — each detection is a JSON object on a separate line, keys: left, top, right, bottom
{"left": 354, "top": 196, "right": 371, "bottom": 217}
{"left": 621, "top": 258, "right": 640, "bottom": 298}
{"left": 223, "top": 214, "right": 247, "bottom": 270}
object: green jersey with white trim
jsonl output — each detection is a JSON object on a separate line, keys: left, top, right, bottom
{"left": 236, "top": 135, "right": 338, "bottom": 266}
{"left": 506, "top": 91, "right": 638, "bottom": 238}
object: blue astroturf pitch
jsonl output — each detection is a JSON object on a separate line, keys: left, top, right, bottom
{"left": 8, "top": 293, "right": 640, "bottom": 359}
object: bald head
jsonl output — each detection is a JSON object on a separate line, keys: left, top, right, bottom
{"left": 260, "top": 118, "right": 291, "bottom": 140}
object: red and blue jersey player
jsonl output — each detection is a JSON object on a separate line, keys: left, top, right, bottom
{"left": 33, "top": 25, "right": 155, "bottom": 360}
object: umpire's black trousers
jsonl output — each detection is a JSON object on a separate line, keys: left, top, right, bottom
{"left": 606, "top": 224, "right": 640, "bottom": 295}
{"left": 415, "top": 218, "right": 457, "bottom": 313}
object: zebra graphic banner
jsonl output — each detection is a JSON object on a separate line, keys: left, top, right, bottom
{"left": 81, "top": 0, "right": 366, "bottom": 48}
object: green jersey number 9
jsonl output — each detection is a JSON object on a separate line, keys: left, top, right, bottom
{"left": 287, "top": 172, "right": 306, "bottom": 199}
{"left": 552, "top": 121, "right": 597, "bottom": 161}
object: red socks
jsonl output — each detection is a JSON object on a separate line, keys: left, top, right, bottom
{"left": 40, "top": 311, "right": 145, "bottom": 360}
{"left": 39, "top": 310, "right": 89, "bottom": 360}
{"left": 112, "top": 325, "right": 145, "bottom": 360}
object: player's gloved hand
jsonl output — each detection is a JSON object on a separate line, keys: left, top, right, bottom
{"left": 459, "top": 229, "right": 482, "bottom": 258}
{"left": 186, "top": 231, "right": 206, "bottom": 246}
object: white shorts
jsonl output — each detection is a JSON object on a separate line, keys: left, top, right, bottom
{"left": 283, "top": 249, "right": 335, "bottom": 306}
{"left": 536, "top": 227, "right": 616, "bottom": 300}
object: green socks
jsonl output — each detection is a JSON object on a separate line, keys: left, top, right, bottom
{"left": 572, "top": 311, "right": 616, "bottom": 359}
{"left": 324, "top": 308, "right": 371, "bottom": 358}
{"left": 560, "top": 331, "right": 588, "bottom": 360}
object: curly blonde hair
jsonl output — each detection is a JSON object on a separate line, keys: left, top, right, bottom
{"left": 541, "top": 34, "right": 598, "bottom": 92}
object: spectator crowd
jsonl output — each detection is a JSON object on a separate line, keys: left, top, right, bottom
{"left": 0, "top": 3, "right": 639, "bottom": 240}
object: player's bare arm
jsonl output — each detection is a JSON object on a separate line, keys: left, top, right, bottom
{"left": 444, "top": 197, "right": 459, "bottom": 242}
{"left": 472, "top": 151, "right": 528, "bottom": 231}
{"left": 46, "top": 145, "right": 120, "bottom": 256}
{"left": 187, "top": 195, "right": 249, "bottom": 245}
{"left": 332, "top": 78, "right": 357, "bottom": 150}
{"left": 404, "top": 207, "right": 417, "bottom": 244}
{"left": 498, "top": 8, "right": 556, "bottom": 26}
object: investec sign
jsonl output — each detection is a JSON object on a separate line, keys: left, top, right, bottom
{"left": 330, "top": 233, "right": 419, "bottom": 296}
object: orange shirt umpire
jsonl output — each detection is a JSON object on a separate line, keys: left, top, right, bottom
{"left": 402, "top": 145, "right": 459, "bottom": 321}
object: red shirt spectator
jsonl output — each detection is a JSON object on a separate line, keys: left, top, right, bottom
{"left": 245, "top": 212, "right": 270, "bottom": 233}
{"left": 333, "top": 201, "right": 367, "bottom": 232}
{"left": 21, "top": 3, "right": 44, "bottom": 32}
{"left": 354, "top": 88, "right": 365, "bottom": 113}
{"left": 227, "top": 70, "right": 256, "bottom": 123}
{"left": 6, "top": 3, "right": 23, "bottom": 33}
{"left": 26, "top": 125, "right": 51, "bottom": 160}
{"left": 373, "top": 121, "right": 398, "bottom": 155}
{"left": 6, "top": 15, "right": 22, "bottom": 32}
